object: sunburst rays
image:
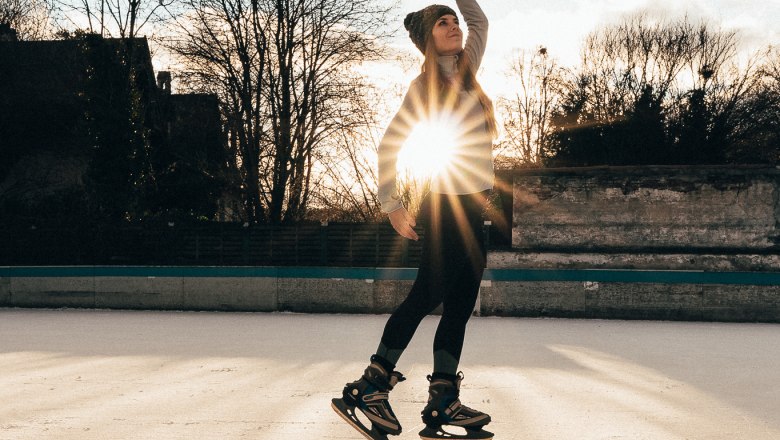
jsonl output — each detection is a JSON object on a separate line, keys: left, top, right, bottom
{"left": 385, "top": 85, "right": 495, "bottom": 212}
{"left": 379, "top": 88, "right": 494, "bottom": 264}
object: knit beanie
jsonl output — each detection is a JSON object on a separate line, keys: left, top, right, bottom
{"left": 404, "top": 4, "right": 458, "bottom": 54}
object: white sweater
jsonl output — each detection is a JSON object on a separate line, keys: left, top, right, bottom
{"left": 377, "top": 0, "right": 493, "bottom": 214}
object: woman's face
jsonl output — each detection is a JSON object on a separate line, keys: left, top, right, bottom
{"left": 430, "top": 14, "right": 463, "bottom": 56}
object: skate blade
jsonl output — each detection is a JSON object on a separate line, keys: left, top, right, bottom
{"left": 331, "top": 398, "right": 389, "bottom": 440}
{"left": 419, "top": 425, "right": 494, "bottom": 440}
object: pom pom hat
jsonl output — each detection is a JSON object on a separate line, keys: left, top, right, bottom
{"left": 404, "top": 5, "right": 458, "bottom": 54}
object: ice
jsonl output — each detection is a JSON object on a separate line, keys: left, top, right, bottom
{"left": 1, "top": 308, "right": 778, "bottom": 439}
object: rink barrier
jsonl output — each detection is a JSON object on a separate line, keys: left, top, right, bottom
{"left": 2, "top": 265, "right": 780, "bottom": 285}
{"left": 2, "top": 266, "right": 779, "bottom": 322}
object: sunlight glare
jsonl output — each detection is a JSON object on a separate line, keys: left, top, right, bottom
{"left": 396, "top": 117, "right": 458, "bottom": 181}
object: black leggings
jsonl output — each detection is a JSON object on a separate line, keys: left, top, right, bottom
{"left": 379, "top": 191, "right": 488, "bottom": 375}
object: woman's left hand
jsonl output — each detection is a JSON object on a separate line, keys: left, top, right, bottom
{"left": 388, "top": 207, "right": 419, "bottom": 241}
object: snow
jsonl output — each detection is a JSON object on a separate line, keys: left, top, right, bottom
{"left": 1, "top": 309, "right": 778, "bottom": 439}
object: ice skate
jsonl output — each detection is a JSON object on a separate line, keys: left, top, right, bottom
{"left": 331, "top": 356, "right": 406, "bottom": 440}
{"left": 419, "top": 372, "right": 493, "bottom": 440}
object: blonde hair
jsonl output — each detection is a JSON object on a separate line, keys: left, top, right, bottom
{"left": 419, "top": 41, "right": 498, "bottom": 139}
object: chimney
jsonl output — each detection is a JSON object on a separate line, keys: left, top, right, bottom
{"left": 157, "top": 71, "right": 172, "bottom": 94}
{"left": 0, "top": 23, "right": 18, "bottom": 42}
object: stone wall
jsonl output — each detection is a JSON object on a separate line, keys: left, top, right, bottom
{"left": 3, "top": 264, "right": 779, "bottom": 322}
{"left": 0, "top": 268, "right": 414, "bottom": 314}
{"left": 2, "top": 166, "right": 779, "bottom": 322}
{"left": 485, "top": 165, "right": 780, "bottom": 322}
{"left": 507, "top": 165, "right": 780, "bottom": 252}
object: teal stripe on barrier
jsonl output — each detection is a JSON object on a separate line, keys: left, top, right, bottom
{"left": 3, "top": 266, "right": 779, "bottom": 285}
{"left": 3, "top": 266, "right": 280, "bottom": 278}
{"left": 277, "top": 267, "right": 377, "bottom": 280}
{"left": 483, "top": 269, "right": 780, "bottom": 286}
{"left": 375, "top": 267, "right": 418, "bottom": 281}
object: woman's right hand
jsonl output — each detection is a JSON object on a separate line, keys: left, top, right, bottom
{"left": 388, "top": 207, "right": 419, "bottom": 241}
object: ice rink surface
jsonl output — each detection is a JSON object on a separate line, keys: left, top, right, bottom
{"left": 1, "top": 308, "right": 779, "bottom": 440}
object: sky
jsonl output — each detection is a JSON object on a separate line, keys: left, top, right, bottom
{"left": 379, "top": 0, "right": 780, "bottom": 98}
{"left": 143, "top": 0, "right": 780, "bottom": 98}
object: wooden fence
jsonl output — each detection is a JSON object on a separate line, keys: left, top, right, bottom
{"left": 0, "top": 222, "right": 503, "bottom": 267}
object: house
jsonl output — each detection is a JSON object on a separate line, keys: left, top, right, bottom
{"left": 0, "top": 26, "right": 237, "bottom": 225}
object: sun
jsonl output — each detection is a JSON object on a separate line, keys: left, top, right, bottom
{"left": 396, "top": 116, "right": 458, "bottom": 182}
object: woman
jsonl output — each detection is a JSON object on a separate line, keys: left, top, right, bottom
{"left": 332, "top": 1, "right": 496, "bottom": 439}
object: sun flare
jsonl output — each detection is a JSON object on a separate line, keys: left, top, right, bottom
{"left": 396, "top": 117, "right": 458, "bottom": 181}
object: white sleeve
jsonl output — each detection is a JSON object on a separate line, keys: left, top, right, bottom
{"left": 457, "top": 0, "right": 489, "bottom": 70}
{"left": 377, "top": 80, "right": 423, "bottom": 213}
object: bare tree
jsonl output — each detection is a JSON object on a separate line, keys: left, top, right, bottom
{"left": 48, "top": 0, "right": 173, "bottom": 39}
{"left": 497, "top": 46, "right": 560, "bottom": 168}
{"left": 762, "top": 47, "right": 780, "bottom": 87}
{"left": 0, "top": 0, "right": 52, "bottom": 40}
{"left": 684, "top": 21, "right": 738, "bottom": 91}
{"left": 311, "top": 83, "right": 386, "bottom": 222}
{"left": 168, "top": 0, "right": 391, "bottom": 223}
{"left": 576, "top": 13, "right": 696, "bottom": 119}
{"left": 547, "top": 12, "right": 766, "bottom": 166}
{"left": 717, "top": 47, "right": 780, "bottom": 163}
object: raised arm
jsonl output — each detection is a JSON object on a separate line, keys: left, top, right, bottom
{"left": 457, "top": 0, "right": 489, "bottom": 70}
